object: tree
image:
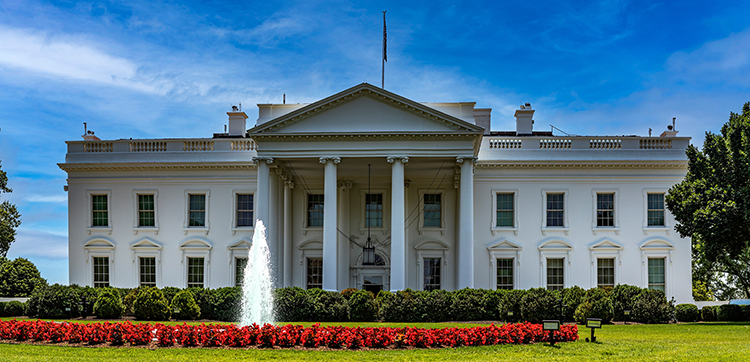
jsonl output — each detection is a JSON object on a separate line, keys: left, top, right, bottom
{"left": 0, "top": 257, "right": 47, "bottom": 297}
{"left": 0, "top": 162, "right": 21, "bottom": 257}
{"left": 666, "top": 102, "right": 750, "bottom": 298}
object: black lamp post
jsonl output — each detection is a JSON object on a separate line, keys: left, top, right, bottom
{"left": 363, "top": 164, "right": 375, "bottom": 266}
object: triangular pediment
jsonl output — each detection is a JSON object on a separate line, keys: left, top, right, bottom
{"left": 131, "top": 238, "right": 162, "bottom": 250}
{"left": 249, "top": 83, "right": 484, "bottom": 135}
{"left": 589, "top": 239, "right": 623, "bottom": 250}
{"left": 487, "top": 238, "right": 523, "bottom": 251}
{"left": 228, "top": 238, "right": 252, "bottom": 250}
{"left": 180, "top": 239, "right": 212, "bottom": 249}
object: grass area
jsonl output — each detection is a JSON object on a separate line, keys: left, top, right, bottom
{"left": 1, "top": 322, "right": 749, "bottom": 361}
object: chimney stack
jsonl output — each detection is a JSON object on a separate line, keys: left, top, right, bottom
{"left": 82, "top": 122, "right": 100, "bottom": 141}
{"left": 227, "top": 108, "right": 248, "bottom": 136}
{"left": 515, "top": 102, "right": 534, "bottom": 135}
{"left": 660, "top": 117, "right": 679, "bottom": 137}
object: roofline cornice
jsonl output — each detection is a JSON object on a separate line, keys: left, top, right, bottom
{"left": 58, "top": 162, "right": 256, "bottom": 172}
{"left": 475, "top": 161, "right": 688, "bottom": 169}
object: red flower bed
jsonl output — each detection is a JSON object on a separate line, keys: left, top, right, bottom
{"left": 0, "top": 319, "right": 578, "bottom": 349}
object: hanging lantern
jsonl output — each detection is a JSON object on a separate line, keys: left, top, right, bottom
{"left": 363, "top": 237, "right": 375, "bottom": 266}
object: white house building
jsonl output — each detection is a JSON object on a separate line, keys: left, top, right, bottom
{"left": 59, "top": 83, "right": 693, "bottom": 303}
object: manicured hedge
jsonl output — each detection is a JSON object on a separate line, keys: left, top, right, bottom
{"left": 3, "top": 301, "right": 25, "bottom": 317}
{"left": 675, "top": 304, "right": 699, "bottom": 322}
{"left": 700, "top": 305, "right": 717, "bottom": 321}
{"left": 631, "top": 289, "right": 674, "bottom": 324}
{"left": 717, "top": 304, "right": 743, "bottom": 321}
{"left": 93, "top": 288, "right": 125, "bottom": 319}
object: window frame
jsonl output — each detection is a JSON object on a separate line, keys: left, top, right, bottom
{"left": 486, "top": 238, "right": 522, "bottom": 290}
{"left": 591, "top": 189, "right": 620, "bottom": 235}
{"left": 491, "top": 189, "right": 519, "bottom": 236}
{"left": 642, "top": 189, "right": 670, "bottom": 234}
{"left": 130, "top": 237, "right": 162, "bottom": 288}
{"left": 139, "top": 256, "right": 157, "bottom": 287}
{"left": 186, "top": 257, "right": 206, "bottom": 288}
{"left": 596, "top": 258, "right": 615, "bottom": 288}
{"left": 227, "top": 238, "right": 252, "bottom": 286}
{"left": 358, "top": 189, "right": 389, "bottom": 235}
{"left": 183, "top": 190, "right": 210, "bottom": 235}
{"left": 235, "top": 257, "right": 248, "bottom": 287}
{"left": 231, "top": 191, "right": 255, "bottom": 235}
{"left": 306, "top": 257, "right": 323, "bottom": 290}
{"left": 495, "top": 258, "right": 515, "bottom": 290}
{"left": 538, "top": 239, "right": 572, "bottom": 289}
{"left": 588, "top": 239, "right": 623, "bottom": 289}
{"left": 86, "top": 190, "right": 112, "bottom": 235}
{"left": 640, "top": 239, "right": 674, "bottom": 298}
{"left": 647, "top": 257, "right": 666, "bottom": 292}
{"left": 546, "top": 257, "right": 565, "bottom": 291}
{"left": 84, "top": 238, "right": 115, "bottom": 287}
{"left": 541, "top": 190, "right": 569, "bottom": 235}
{"left": 301, "top": 190, "right": 324, "bottom": 233}
{"left": 418, "top": 189, "right": 447, "bottom": 235}
{"left": 415, "top": 240, "right": 450, "bottom": 291}
{"left": 422, "top": 257, "right": 442, "bottom": 291}
{"left": 132, "top": 190, "right": 159, "bottom": 235}
{"left": 179, "top": 238, "right": 212, "bottom": 288}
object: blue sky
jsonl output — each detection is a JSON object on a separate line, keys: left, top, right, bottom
{"left": 0, "top": 0, "right": 749, "bottom": 284}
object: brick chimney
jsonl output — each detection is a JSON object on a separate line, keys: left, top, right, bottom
{"left": 515, "top": 103, "right": 534, "bottom": 135}
{"left": 227, "top": 109, "right": 248, "bottom": 136}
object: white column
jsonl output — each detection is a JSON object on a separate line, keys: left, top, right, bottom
{"left": 457, "top": 156, "right": 476, "bottom": 289}
{"left": 283, "top": 181, "right": 293, "bottom": 287}
{"left": 337, "top": 180, "right": 352, "bottom": 289}
{"left": 321, "top": 157, "right": 340, "bottom": 291}
{"left": 388, "top": 156, "right": 408, "bottom": 292}
{"left": 269, "top": 170, "right": 279, "bottom": 287}
{"left": 253, "top": 157, "right": 273, "bottom": 228}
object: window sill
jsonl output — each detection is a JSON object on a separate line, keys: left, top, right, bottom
{"left": 491, "top": 227, "right": 519, "bottom": 236}
{"left": 541, "top": 227, "right": 569, "bottom": 236}
{"left": 592, "top": 227, "right": 620, "bottom": 235}
{"left": 418, "top": 227, "right": 447, "bottom": 236}
{"left": 183, "top": 227, "right": 209, "bottom": 236}
{"left": 642, "top": 227, "right": 670, "bottom": 235}
{"left": 87, "top": 227, "right": 112, "bottom": 235}
{"left": 133, "top": 227, "right": 159, "bottom": 235}
{"left": 231, "top": 227, "right": 254, "bottom": 236}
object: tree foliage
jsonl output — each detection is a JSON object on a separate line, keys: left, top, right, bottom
{"left": 0, "top": 257, "right": 47, "bottom": 297}
{"left": 666, "top": 102, "right": 750, "bottom": 298}
{"left": 0, "top": 162, "right": 21, "bottom": 258}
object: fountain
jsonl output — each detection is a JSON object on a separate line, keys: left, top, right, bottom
{"left": 239, "top": 220, "right": 275, "bottom": 326}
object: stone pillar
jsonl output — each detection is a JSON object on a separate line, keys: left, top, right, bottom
{"left": 283, "top": 180, "right": 294, "bottom": 288}
{"left": 388, "top": 156, "right": 408, "bottom": 292}
{"left": 320, "top": 157, "right": 341, "bottom": 291}
{"left": 337, "top": 180, "right": 353, "bottom": 289}
{"left": 457, "top": 156, "right": 477, "bottom": 289}
{"left": 253, "top": 157, "right": 274, "bottom": 229}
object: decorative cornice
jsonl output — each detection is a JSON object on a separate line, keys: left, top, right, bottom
{"left": 475, "top": 162, "right": 688, "bottom": 169}
{"left": 319, "top": 156, "right": 341, "bottom": 164}
{"left": 250, "top": 133, "right": 477, "bottom": 142}
{"left": 58, "top": 163, "right": 256, "bottom": 172}
{"left": 456, "top": 156, "right": 478, "bottom": 164}
{"left": 252, "top": 156, "right": 275, "bottom": 165}
{"left": 386, "top": 156, "right": 409, "bottom": 164}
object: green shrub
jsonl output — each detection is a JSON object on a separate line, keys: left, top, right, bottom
{"left": 349, "top": 289, "right": 377, "bottom": 322}
{"left": 171, "top": 290, "right": 201, "bottom": 320}
{"left": 133, "top": 287, "right": 171, "bottom": 321}
{"left": 498, "top": 289, "right": 527, "bottom": 323}
{"left": 413, "top": 289, "right": 453, "bottom": 322}
{"left": 93, "top": 288, "right": 125, "bottom": 319}
{"left": 211, "top": 287, "right": 242, "bottom": 322}
{"left": 561, "top": 286, "right": 586, "bottom": 322}
{"left": 451, "top": 288, "right": 496, "bottom": 321}
{"left": 72, "top": 285, "right": 99, "bottom": 317}
{"left": 674, "top": 304, "right": 699, "bottom": 322}
{"left": 340, "top": 288, "right": 358, "bottom": 301}
{"left": 4, "top": 300, "right": 25, "bottom": 316}
{"left": 632, "top": 289, "right": 674, "bottom": 323}
{"left": 161, "top": 286, "right": 182, "bottom": 305}
{"left": 274, "top": 287, "right": 314, "bottom": 322}
{"left": 26, "top": 284, "right": 82, "bottom": 318}
{"left": 717, "top": 304, "right": 743, "bottom": 321}
{"left": 574, "top": 288, "right": 614, "bottom": 324}
{"left": 0, "top": 257, "right": 47, "bottom": 297}
{"left": 378, "top": 290, "right": 419, "bottom": 322}
{"left": 520, "top": 288, "right": 560, "bottom": 324}
{"left": 0, "top": 302, "right": 6, "bottom": 317}
{"left": 742, "top": 305, "right": 750, "bottom": 321}
{"left": 123, "top": 287, "right": 141, "bottom": 315}
{"left": 700, "top": 305, "right": 717, "bottom": 321}
{"left": 612, "top": 284, "right": 643, "bottom": 321}
{"left": 310, "top": 289, "right": 349, "bottom": 322}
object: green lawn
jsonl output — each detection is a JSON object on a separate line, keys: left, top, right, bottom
{"left": 1, "top": 322, "right": 749, "bottom": 361}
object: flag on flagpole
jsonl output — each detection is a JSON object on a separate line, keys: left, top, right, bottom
{"left": 383, "top": 11, "right": 387, "bottom": 62}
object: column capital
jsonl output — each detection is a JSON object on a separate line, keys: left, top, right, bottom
{"left": 319, "top": 156, "right": 341, "bottom": 164}
{"left": 285, "top": 180, "right": 295, "bottom": 189}
{"left": 252, "top": 156, "right": 275, "bottom": 165}
{"left": 386, "top": 156, "right": 409, "bottom": 164}
{"left": 337, "top": 180, "right": 353, "bottom": 189}
{"left": 456, "top": 156, "right": 478, "bottom": 164}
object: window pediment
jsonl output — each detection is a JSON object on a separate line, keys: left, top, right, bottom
{"left": 538, "top": 239, "right": 573, "bottom": 251}
{"left": 640, "top": 239, "right": 674, "bottom": 250}
{"left": 179, "top": 239, "right": 212, "bottom": 250}
{"left": 131, "top": 238, "right": 162, "bottom": 250}
{"left": 298, "top": 240, "right": 323, "bottom": 250}
{"left": 84, "top": 238, "right": 115, "bottom": 250}
{"left": 414, "top": 240, "right": 450, "bottom": 250}
{"left": 228, "top": 238, "right": 252, "bottom": 250}
{"left": 589, "top": 239, "right": 623, "bottom": 250}
{"left": 487, "top": 238, "right": 523, "bottom": 251}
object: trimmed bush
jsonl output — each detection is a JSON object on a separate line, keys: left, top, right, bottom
{"left": 0, "top": 257, "right": 47, "bottom": 297}
{"left": 133, "top": 286, "right": 171, "bottom": 321}
{"left": 451, "top": 288, "right": 497, "bottom": 321}
{"left": 349, "top": 289, "right": 377, "bottom": 322}
{"left": 26, "top": 284, "right": 82, "bottom": 319}
{"left": 632, "top": 289, "right": 674, "bottom": 324}
{"left": 498, "top": 289, "right": 527, "bottom": 323}
{"left": 210, "top": 287, "right": 242, "bottom": 322}
{"left": 574, "top": 288, "right": 613, "bottom": 324}
{"left": 171, "top": 290, "right": 201, "bottom": 320}
{"left": 123, "top": 287, "right": 141, "bottom": 316}
{"left": 520, "top": 288, "right": 560, "bottom": 324}
{"left": 742, "top": 305, "right": 750, "bottom": 321}
{"left": 378, "top": 290, "right": 416, "bottom": 322}
{"left": 4, "top": 300, "right": 25, "bottom": 316}
{"left": 700, "top": 305, "right": 717, "bottom": 321}
{"left": 0, "top": 302, "right": 6, "bottom": 317}
{"left": 675, "top": 303, "right": 699, "bottom": 322}
{"left": 73, "top": 285, "right": 99, "bottom": 317}
{"left": 161, "top": 286, "right": 182, "bottom": 305}
{"left": 93, "top": 288, "right": 125, "bottom": 319}
{"left": 274, "top": 287, "right": 313, "bottom": 322}
{"left": 310, "top": 289, "right": 349, "bottom": 322}
{"left": 561, "top": 286, "right": 586, "bottom": 322}
{"left": 717, "top": 304, "right": 743, "bottom": 321}
{"left": 612, "top": 284, "right": 643, "bottom": 321}
{"left": 414, "top": 289, "right": 454, "bottom": 322}
{"left": 340, "top": 288, "right": 358, "bottom": 301}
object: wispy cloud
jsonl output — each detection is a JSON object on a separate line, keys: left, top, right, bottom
{"left": 666, "top": 28, "right": 750, "bottom": 85}
{"left": 8, "top": 229, "right": 68, "bottom": 260}
{"left": 25, "top": 194, "right": 67, "bottom": 203}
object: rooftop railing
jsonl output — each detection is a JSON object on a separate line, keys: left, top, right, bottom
{"left": 67, "top": 138, "right": 257, "bottom": 154}
{"left": 485, "top": 136, "right": 687, "bottom": 151}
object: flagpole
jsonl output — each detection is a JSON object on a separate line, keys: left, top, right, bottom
{"left": 382, "top": 11, "right": 386, "bottom": 89}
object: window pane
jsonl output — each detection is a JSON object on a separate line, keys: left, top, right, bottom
{"left": 597, "top": 258, "right": 615, "bottom": 288}
{"left": 188, "top": 194, "right": 206, "bottom": 227}
{"left": 92, "top": 195, "right": 108, "bottom": 227}
{"left": 423, "top": 194, "right": 441, "bottom": 227}
{"left": 235, "top": 258, "right": 248, "bottom": 287}
{"left": 236, "top": 194, "right": 254, "bottom": 227}
{"left": 546, "top": 193, "right": 564, "bottom": 227}
{"left": 306, "top": 257, "right": 323, "bottom": 289}
{"left": 365, "top": 194, "right": 383, "bottom": 227}
{"left": 307, "top": 194, "right": 324, "bottom": 227}
{"left": 139, "top": 257, "right": 156, "bottom": 287}
{"left": 547, "top": 258, "right": 564, "bottom": 290}
{"left": 423, "top": 258, "right": 441, "bottom": 291}
{"left": 187, "top": 257, "right": 204, "bottom": 288}
{"left": 597, "top": 193, "right": 615, "bottom": 227}
{"left": 647, "top": 193, "right": 665, "bottom": 227}
{"left": 496, "top": 258, "right": 514, "bottom": 290}
{"left": 93, "top": 257, "right": 109, "bottom": 288}
{"left": 496, "top": 194, "right": 514, "bottom": 227}
{"left": 138, "top": 194, "right": 155, "bottom": 227}
{"left": 648, "top": 258, "right": 665, "bottom": 292}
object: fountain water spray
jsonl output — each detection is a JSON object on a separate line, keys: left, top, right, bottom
{"left": 239, "top": 220, "right": 275, "bottom": 326}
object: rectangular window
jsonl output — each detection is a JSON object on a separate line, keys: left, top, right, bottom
{"left": 93, "top": 257, "right": 109, "bottom": 288}
{"left": 138, "top": 194, "right": 155, "bottom": 227}
{"left": 187, "top": 257, "right": 204, "bottom": 288}
{"left": 647, "top": 193, "right": 665, "bottom": 227}
{"left": 307, "top": 194, "right": 324, "bottom": 227}
{"left": 546, "top": 193, "right": 564, "bottom": 227}
{"left": 423, "top": 258, "right": 441, "bottom": 291}
{"left": 139, "top": 257, "right": 156, "bottom": 287}
{"left": 236, "top": 194, "right": 254, "bottom": 227}
{"left": 235, "top": 257, "right": 248, "bottom": 287}
{"left": 365, "top": 193, "right": 383, "bottom": 227}
{"left": 496, "top": 193, "right": 514, "bottom": 227}
{"left": 597, "top": 193, "right": 615, "bottom": 227}
{"left": 306, "top": 257, "right": 323, "bottom": 289}
{"left": 496, "top": 258, "right": 514, "bottom": 290}
{"left": 423, "top": 194, "right": 441, "bottom": 227}
{"left": 597, "top": 258, "right": 615, "bottom": 288}
{"left": 188, "top": 194, "right": 206, "bottom": 227}
{"left": 648, "top": 258, "right": 666, "bottom": 292}
{"left": 547, "top": 258, "right": 564, "bottom": 290}
{"left": 92, "top": 195, "right": 108, "bottom": 227}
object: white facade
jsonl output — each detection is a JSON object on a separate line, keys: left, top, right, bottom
{"left": 60, "top": 83, "right": 693, "bottom": 303}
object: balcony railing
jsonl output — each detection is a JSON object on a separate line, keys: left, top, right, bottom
{"left": 482, "top": 136, "right": 687, "bottom": 151}
{"left": 68, "top": 138, "right": 257, "bottom": 154}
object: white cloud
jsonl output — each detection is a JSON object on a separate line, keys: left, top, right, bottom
{"left": 7, "top": 229, "right": 68, "bottom": 260}
{"left": 666, "top": 28, "right": 750, "bottom": 85}
{"left": 25, "top": 194, "right": 67, "bottom": 203}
